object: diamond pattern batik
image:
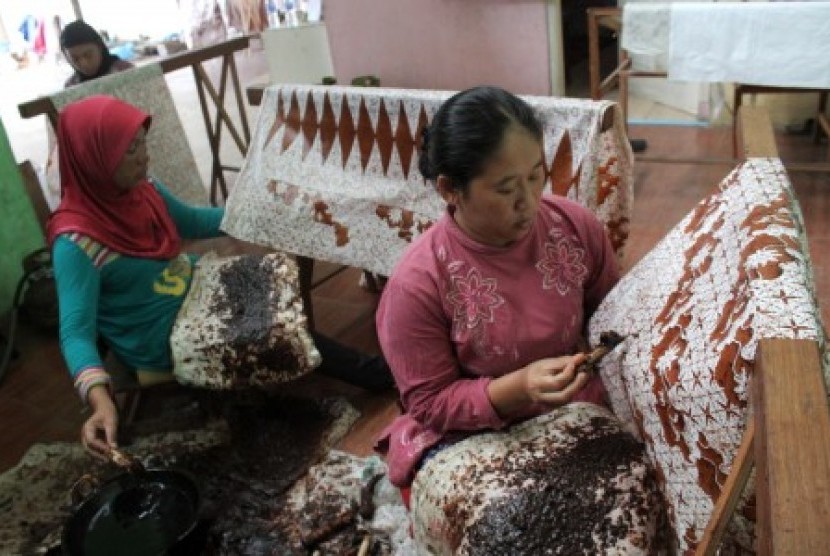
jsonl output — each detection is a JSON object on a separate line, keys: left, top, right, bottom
{"left": 223, "top": 85, "right": 633, "bottom": 276}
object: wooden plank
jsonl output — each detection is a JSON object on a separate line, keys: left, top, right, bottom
{"left": 695, "top": 422, "right": 755, "bottom": 556}
{"left": 587, "top": 8, "right": 602, "bottom": 101}
{"left": 158, "top": 35, "right": 250, "bottom": 73}
{"left": 17, "top": 97, "right": 53, "bottom": 120}
{"left": 17, "top": 161, "right": 50, "bottom": 235}
{"left": 754, "top": 338, "right": 830, "bottom": 555}
{"left": 738, "top": 105, "right": 778, "bottom": 158}
{"left": 18, "top": 36, "right": 251, "bottom": 120}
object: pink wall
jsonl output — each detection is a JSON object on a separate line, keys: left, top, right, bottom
{"left": 324, "top": 1, "right": 552, "bottom": 95}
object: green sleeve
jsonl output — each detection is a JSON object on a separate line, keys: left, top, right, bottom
{"left": 52, "top": 236, "right": 104, "bottom": 379}
{"left": 153, "top": 179, "right": 225, "bottom": 239}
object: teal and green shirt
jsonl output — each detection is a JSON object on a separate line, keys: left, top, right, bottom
{"left": 52, "top": 181, "right": 224, "bottom": 399}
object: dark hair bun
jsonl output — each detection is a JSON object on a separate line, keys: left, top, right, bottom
{"left": 418, "top": 126, "right": 435, "bottom": 180}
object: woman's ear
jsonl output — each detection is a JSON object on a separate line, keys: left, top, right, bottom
{"left": 436, "top": 175, "right": 458, "bottom": 205}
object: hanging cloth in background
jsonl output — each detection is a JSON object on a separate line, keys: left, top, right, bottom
{"left": 226, "top": 0, "right": 268, "bottom": 33}
{"left": 181, "top": 0, "right": 228, "bottom": 48}
{"left": 32, "top": 19, "right": 47, "bottom": 58}
{"left": 668, "top": 2, "right": 830, "bottom": 88}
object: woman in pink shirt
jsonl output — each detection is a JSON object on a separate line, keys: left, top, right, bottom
{"left": 375, "top": 86, "right": 620, "bottom": 490}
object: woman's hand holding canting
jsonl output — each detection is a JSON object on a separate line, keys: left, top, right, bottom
{"left": 521, "top": 354, "right": 589, "bottom": 407}
{"left": 82, "top": 386, "right": 119, "bottom": 461}
{"left": 487, "top": 353, "right": 589, "bottom": 417}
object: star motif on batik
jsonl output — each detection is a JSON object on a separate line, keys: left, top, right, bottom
{"left": 447, "top": 267, "right": 504, "bottom": 330}
{"left": 536, "top": 237, "right": 588, "bottom": 295}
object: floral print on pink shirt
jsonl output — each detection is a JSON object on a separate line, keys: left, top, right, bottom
{"left": 536, "top": 236, "right": 588, "bottom": 295}
{"left": 447, "top": 267, "right": 505, "bottom": 338}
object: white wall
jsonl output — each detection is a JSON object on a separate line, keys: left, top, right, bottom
{"left": 72, "top": 0, "right": 184, "bottom": 41}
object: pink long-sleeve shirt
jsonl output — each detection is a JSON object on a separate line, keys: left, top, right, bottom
{"left": 375, "top": 195, "right": 620, "bottom": 487}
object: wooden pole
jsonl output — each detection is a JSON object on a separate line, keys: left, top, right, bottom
{"left": 70, "top": 0, "right": 83, "bottom": 20}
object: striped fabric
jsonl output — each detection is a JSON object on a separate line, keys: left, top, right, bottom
{"left": 66, "top": 233, "right": 120, "bottom": 268}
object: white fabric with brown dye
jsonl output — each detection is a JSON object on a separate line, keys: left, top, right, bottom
{"left": 410, "top": 402, "right": 666, "bottom": 555}
{"left": 170, "top": 251, "right": 320, "bottom": 389}
{"left": 222, "top": 85, "right": 633, "bottom": 276}
{"left": 589, "top": 158, "right": 828, "bottom": 553}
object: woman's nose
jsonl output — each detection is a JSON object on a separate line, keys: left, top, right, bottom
{"left": 515, "top": 181, "right": 531, "bottom": 208}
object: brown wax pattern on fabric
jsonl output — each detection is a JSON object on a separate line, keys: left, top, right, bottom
{"left": 318, "top": 93, "right": 337, "bottom": 163}
{"left": 549, "top": 130, "right": 574, "bottom": 196}
{"left": 253, "top": 87, "right": 631, "bottom": 261}
{"left": 313, "top": 200, "right": 350, "bottom": 246}
{"left": 209, "top": 255, "right": 301, "bottom": 386}
{"left": 394, "top": 101, "right": 415, "bottom": 179}
{"left": 300, "top": 90, "right": 318, "bottom": 161}
{"left": 4, "top": 396, "right": 365, "bottom": 554}
{"left": 585, "top": 159, "right": 824, "bottom": 553}
{"left": 597, "top": 156, "right": 621, "bottom": 205}
{"left": 263, "top": 92, "right": 286, "bottom": 149}
{"left": 647, "top": 187, "right": 795, "bottom": 501}
{"left": 374, "top": 99, "right": 395, "bottom": 175}
{"left": 462, "top": 416, "right": 661, "bottom": 555}
{"left": 357, "top": 99, "right": 375, "bottom": 172}
{"left": 262, "top": 90, "right": 437, "bottom": 180}
{"left": 281, "top": 92, "right": 301, "bottom": 154}
{"left": 375, "top": 205, "right": 433, "bottom": 242}
{"left": 338, "top": 95, "right": 357, "bottom": 168}
{"left": 151, "top": 397, "right": 337, "bottom": 553}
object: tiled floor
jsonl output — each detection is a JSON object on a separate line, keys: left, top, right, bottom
{"left": 1, "top": 44, "right": 828, "bottom": 474}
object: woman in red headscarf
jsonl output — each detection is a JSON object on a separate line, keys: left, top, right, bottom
{"left": 50, "top": 96, "right": 393, "bottom": 459}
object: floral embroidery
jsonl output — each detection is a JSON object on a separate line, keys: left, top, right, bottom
{"left": 447, "top": 268, "right": 504, "bottom": 333}
{"left": 536, "top": 237, "right": 588, "bottom": 295}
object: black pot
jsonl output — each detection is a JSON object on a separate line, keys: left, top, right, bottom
{"left": 62, "top": 468, "right": 202, "bottom": 556}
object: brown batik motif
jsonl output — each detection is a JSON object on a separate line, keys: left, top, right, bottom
{"left": 411, "top": 403, "right": 667, "bottom": 555}
{"left": 224, "top": 85, "right": 633, "bottom": 276}
{"left": 588, "top": 158, "right": 828, "bottom": 554}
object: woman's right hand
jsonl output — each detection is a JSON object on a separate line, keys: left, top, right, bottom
{"left": 521, "top": 354, "right": 589, "bottom": 407}
{"left": 82, "top": 386, "right": 119, "bottom": 460}
{"left": 488, "top": 353, "right": 589, "bottom": 417}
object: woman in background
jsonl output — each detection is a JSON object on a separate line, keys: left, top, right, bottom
{"left": 59, "top": 20, "right": 134, "bottom": 88}
{"left": 40, "top": 20, "right": 137, "bottom": 210}
{"left": 50, "top": 95, "right": 393, "bottom": 459}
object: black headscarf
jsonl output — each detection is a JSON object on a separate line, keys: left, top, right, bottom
{"left": 60, "top": 20, "right": 119, "bottom": 82}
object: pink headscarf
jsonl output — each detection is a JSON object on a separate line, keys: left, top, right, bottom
{"left": 46, "top": 95, "right": 181, "bottom": 259}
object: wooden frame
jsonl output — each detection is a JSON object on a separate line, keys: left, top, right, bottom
{"left": 695, "top": 105, "right": 830, "bottom": 555}
{"left": 17, "top": 36, "right": 253, "bottom": 206}
{"left": 587, "top": 8, "right": 830, "bottom": 170}
{"left": 587, "top": 7, "right": 625, "bottom": 106}
{"left": 733, "top": 85, "right": 829, "bottom": 159}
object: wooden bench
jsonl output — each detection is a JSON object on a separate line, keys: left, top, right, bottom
{"left": 696, "top": 106, "right": 830, "bottom": 555}
{"left": 588, "top": 104, "right": 830, "bottom": 554}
